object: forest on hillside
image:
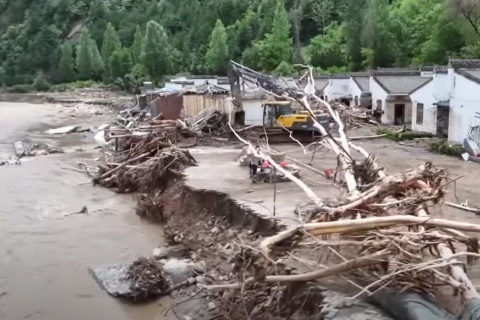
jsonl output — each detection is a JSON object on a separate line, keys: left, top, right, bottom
{"left": 0, "top": 0, "right": 479, "bottom": 91}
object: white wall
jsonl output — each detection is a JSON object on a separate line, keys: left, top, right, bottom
{"left": 164, "top": 82, "right": 183, "bottom": 90}
{"left": 449, "top": 73, "right": 480, "bottom": 143}
{"left": 324, "top": 78, "right": 350, "bottom": 100}
{"left": 243, "top": 99, "right": 264, "bottom": 126}
{"left": 410, "top": 81, "right": 437, "bottom": 134}
{"left": 349, "top": 78, "right": 362, "bottom": 104}
{"left": 370, "top": 77, "right": 389, "bottom": 123}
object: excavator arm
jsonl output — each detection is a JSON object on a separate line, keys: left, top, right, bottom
{"left": 228, "top": 60, "right": 288, "bottom": 109}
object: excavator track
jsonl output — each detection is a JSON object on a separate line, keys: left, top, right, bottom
{"left": 258, "top": 128, "right": 322, "bottom": 144}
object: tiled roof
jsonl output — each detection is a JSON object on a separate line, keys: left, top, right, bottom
{"left": 449, "top": 59, "right": 480, "bottom": 69}
{"left": 434, "top": 66, "right": 448, "bottom": 74}
{"left": 314, "top": 78, "right": 329, "bottom": 90}
{"left": 352, "top": 76, "right": 370, "bottom": 92}
{"left": 457, "top": 68, "right": 480, "bottom": 85}
{"left": 313, "top": 75, "right": 330, "bottom": 79}
{"left": 376, "top": 67, "right": 420, "bottom": 73}
{"left": 330, "top": 74, "right": 350, "bottom": 79}
{"left": 373, "top": 76, "right": 432, "bottom": 94}
{"left": 350, "top": 72, "right": 370, "bottom": 77}
{"left": 371, "top": 71, "right": 420, "bottom": 76}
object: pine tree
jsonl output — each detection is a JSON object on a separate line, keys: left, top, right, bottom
{"left": 101, "top": 22, "right": 121, "bottom": 77}
{"left": 205, "top": 19, "right": 229, "bottom": 74}
{"left": 254, "top": 0, "right": 292, "bottom": 71}
{"left": 141, "top": 20, "right": 171, "bottom": 82}
{"left": 110, "top": 48, "right": 132, "bottom": 79}
{"left": 90, "top": 38, "right": 104, "bottom": 79}
{"left": 131, "top": 26, "right": 143, "bottom": 65}
{"left": 76, "top": 29, "right": 94, "bottom": 80}
{"left": 58, "top": 42, "right": 76, "bottom": 82}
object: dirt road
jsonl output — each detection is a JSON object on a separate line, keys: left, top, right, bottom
{"left": 0, "top": 102, "right": 171, "bottom": 320}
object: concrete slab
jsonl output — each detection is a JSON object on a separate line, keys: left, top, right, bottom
{"left": 185, "top": 147, "right": 337, "bottom": 227}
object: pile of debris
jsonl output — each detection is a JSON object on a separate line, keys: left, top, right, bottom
{"left": 91, "top": 112, "right": 197, "bottom": 193}
{"left": 186, "top": 109, "right": 228, "bottom": 134}
{"left": 328, "top": 101, "right": 380, "bottom": 129}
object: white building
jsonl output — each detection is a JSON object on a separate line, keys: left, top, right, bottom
{"left": 409, "top": 60, "right": 480, "bottom": 143}
{"left": 313, "top": 76, "right": 329, "bottom": 99}
{"left": 410, "top": 67, "right": 449, "bottom": 136}
{"left": 370, "top": 71, "right": 432, "bottom": 124}
{"left": 350, "top": 74, "right": 371, "bottom": 107}
{"left": 447, "top": 61, "right": 480, "bottom": 143}
{"left": 323, "top": 75, "right": 350, "bottom": 102}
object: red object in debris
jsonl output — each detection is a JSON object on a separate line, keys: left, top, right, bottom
{"left": 280, "top": 161, "right": 288, "bottom": 167}
{"left": 324, "top": 169, "right": 334, "bottom": 179}
{"left": 262, "top": 160, "right": 271, "bottom": 168}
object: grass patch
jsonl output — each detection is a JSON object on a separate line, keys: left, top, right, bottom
{"left": 377, "top": 127, "right": 433, "bottom": 141}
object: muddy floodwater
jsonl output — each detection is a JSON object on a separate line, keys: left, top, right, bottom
{"left": 0, "top": 102, "right": 172, "bottom": 320}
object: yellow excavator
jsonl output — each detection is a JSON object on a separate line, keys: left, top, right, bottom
{"left": 228, "top": 61, "right": 330, "bottom": 143}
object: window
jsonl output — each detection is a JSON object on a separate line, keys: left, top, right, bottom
{"left": 376, "top": 99, "right": 382, "bottom": 111}
{"left": 416, "top": 103, "right": 424, "bottom": 124}
{"left": 354, "top": 96, "right": 358, "bottom": 105}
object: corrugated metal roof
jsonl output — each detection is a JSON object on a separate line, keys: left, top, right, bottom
{"left": 183, "top": 83, "right": 229, "bottom": 94}
{"left": 374, "top": 76, "right": 432, "bottom": 94}
{"left": 352, "top": 76, "right": 370, "bottom": 92}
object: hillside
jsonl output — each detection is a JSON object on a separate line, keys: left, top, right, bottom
{"left": 0, "top": 0, "right": 479, "bottom": 89}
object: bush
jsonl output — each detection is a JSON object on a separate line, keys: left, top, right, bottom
{"left": 7, "top": 84, "right": 33, "bottom": 93}
{"left": 33, "top": 73, "right": 51, "bottom": 92}
{"left": 428, "top": 140, "right": 464, "bottom": 157}
{"left": 63, "top": 80, "right": 98, "bottom": 89}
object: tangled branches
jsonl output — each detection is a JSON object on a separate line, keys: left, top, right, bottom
{"left": 93, "top": 119, "right": 197, "bottom": 193}
{"left": 125, "top": 257, "right": 170, "bottom": 302}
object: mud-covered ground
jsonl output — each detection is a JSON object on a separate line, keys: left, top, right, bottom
{"left": 0, "top": 102, "right": 176, "bottom": 320}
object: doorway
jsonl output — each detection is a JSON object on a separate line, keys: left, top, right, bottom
{"left": 340, "top": 98, "right": 351, "bottom": 106}
{"left": 436, "top": 106, "right": 450, "bottom": 138}
{"left": 394, "top": 104, "right": 405, "bottom": 124}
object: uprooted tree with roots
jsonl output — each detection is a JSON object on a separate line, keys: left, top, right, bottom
{"left": 207, "top": 65, "right": 480, "bottom": 317}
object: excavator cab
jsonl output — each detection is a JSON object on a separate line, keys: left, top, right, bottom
{"left": 262, "top": 101, "right": 293, "bottom": 127}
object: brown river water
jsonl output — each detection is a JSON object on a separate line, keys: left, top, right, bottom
{"left": 0, "top": 102, "right": 173, "bottom": 320}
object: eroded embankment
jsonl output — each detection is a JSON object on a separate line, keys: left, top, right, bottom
{"left": 134, "top": 171, "right": 393, "bottom": 320}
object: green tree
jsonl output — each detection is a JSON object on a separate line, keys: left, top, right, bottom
{"left": 343, "top": 0, "right": 366, "bottom": 70}
{"left": 205, "top": 19, "right": 229, "bottom": 74}
{"left": 361, "top": 0, "right": 394, "bottom": 68}
{"left": 58, "top": 42, "right": 76, "bottom": 82}
{"left": 141, "top": 21, "right": 171, "bottom": 82}
{"left": 76, "top": 29, "right": 94, "bottom": 80}
{"left": 131, "top": 26, "right": 143, "bottom": 64}
{"left": 101, "top": 22, "right": 121, "bottom": 77}
{"left": 273, "top": 60, "right": 295, "bottom": 76}
{"left": 306, "top": 23, "right": 346, "bottom": 69}
{"left": 254, "top": 0, "right": 292, "bottom": 71}
{"left": 110, "top": 48, "right": 133, "bottom": 79}
{"left": 89, "top": 38, "right": 104, "bottom": 79}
